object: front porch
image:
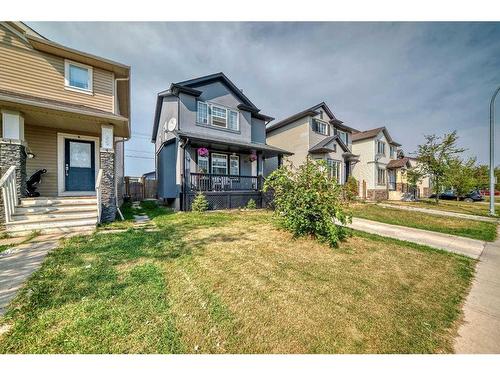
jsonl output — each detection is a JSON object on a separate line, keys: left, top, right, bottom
{"left": 0, "top": 94, "right": 127, "bottom": 228}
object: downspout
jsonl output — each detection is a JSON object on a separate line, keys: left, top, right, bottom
{"left": 114, "top": 76, "right": 130, "bottom": 221}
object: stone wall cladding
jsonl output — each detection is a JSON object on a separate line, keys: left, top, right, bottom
{"left": 99, "top": 150, "right": 116, "bottom": 223}
{"left": 0, "top": 141, "right": 27, "bottom": 227}
{"left": 367, "top": 189, "right": 388, "bottom": 201}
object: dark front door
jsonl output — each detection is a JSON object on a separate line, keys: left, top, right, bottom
{"left": 65, "top": 139, "right": 95, "bottom": 191}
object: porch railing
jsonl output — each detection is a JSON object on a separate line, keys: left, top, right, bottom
{"left": 0, "top": 166, "right": 18, "bottom": 223}
{"left": 189, "top": 173, "right": 262, "bottom": 192}
{"left": 95, "top": 169, "right": 103, "bottom": 223}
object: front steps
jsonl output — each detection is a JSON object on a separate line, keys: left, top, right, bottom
{"left": 5, "top": 196, "right": 98, "bottom": 237}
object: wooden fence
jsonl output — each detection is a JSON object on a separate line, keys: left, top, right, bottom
{"left": 125, "top": 176, "right": 157, "bottom": 201}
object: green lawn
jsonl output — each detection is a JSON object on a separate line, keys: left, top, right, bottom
{"left": 384, "top": 199, "right": 499, "bottom": 218}
{"left": 351, "top": 203, "right": 497, "bottom": 241}
{"left": 0, "top": 206, "right": 475, "bottom": 353}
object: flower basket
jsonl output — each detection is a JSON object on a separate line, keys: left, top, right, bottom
{"left": 197, "top": 147, "right": 209, "bottom": 157}
{"left": 249, "top": 152, "right": 257, "bottom": 162}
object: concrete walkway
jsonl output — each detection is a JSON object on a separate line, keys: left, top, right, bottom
{"left": 454, "top": 226, "right": 500, "bottom": 353}
{"left": 348, "top": 217, "right": 486, "bottom": 259}
{"left": 0, "top": 232, "right": 91, "bottom": 316}
{"left": 377, "top": 203, "right": 499, "bottom": 223}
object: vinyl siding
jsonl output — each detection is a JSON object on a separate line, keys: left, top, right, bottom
{"left": 0, "top": 25, "right": 114, "bottom": 113}
{"left": 24, "top": 124, "right": 100, "bottom": 196}
{"left": 266, "top": 117, "right": 309, "bottom": 168}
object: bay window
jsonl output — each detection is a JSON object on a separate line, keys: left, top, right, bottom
{"left": 312, "top": 119, "right": 329, "bottom": 135}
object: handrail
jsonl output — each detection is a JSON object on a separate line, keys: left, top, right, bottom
{"left": 0, "top": 166, "right": 18, "bottom": 223}
{"left": 95, "top": 169, "right": 103, "bottom": 223}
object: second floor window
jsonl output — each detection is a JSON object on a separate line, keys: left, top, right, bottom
{"left": 377, "top": 141, "right": 386, "bottom": 155}
{"left": 390, "top": 145, "right": 397, "bottom": 158}
{"left": 197, "top": 101, "right": 239, "bottom": 131}
{"left": 337, "top": 130, "right": 348, "bottom": 145}
{"left": 312, "top": 119, "right": 329, "bottom": 135}
{"left": 65, "top": 60, "right": 92, "bottom": 93}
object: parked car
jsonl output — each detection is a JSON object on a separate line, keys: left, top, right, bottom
{"left": 429, "top": 190, "right": 484, "bottom": 202}
{"left": 479, "top": 189, "right": 500, "bottom": 196}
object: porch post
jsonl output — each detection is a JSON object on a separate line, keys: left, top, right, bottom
{"left": 0, "top": 110, "right": 27, "bottom": 226}
{"left": 99, "top": 124, "right": 116, "bottom": 222}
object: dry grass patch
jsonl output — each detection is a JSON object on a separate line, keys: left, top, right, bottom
{"left": 384, "top": 199, "right": 498, "bottom": 218}
{"left": 0, "top": 208, "right": 474, "bottom": 353}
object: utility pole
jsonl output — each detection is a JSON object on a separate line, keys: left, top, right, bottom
{"left": 489, "top": 86, "right": 500, "bottom": 216}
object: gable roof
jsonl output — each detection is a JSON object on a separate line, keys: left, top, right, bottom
{"left": 351, "top": 126, "right": 401, "bottom": 146}
{"left": 151, "top": 73, "right": 274, "bottom": 142}
{"left": 266, "top": 102, "right": 351, "bottom": 133}
{"left": 309, "top": 135, "right": 350, "bottom": 154}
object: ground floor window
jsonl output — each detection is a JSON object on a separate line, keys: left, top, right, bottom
{"left": 377, "top": 167, "right": 386, "bottom": 185}
{"left": 388, "top": 169, "right": 396, "bottom": 190}
{"left": 197, "top": 155, "right": 209, "bottom": 173}
{"left": 211, "top": 153, "right": 228, "bottom": 174}
{"left": 327, "top": 159, "right": 342, "bottom": 182}
{"left": 229, "top": 155, "right": 239, "bottom": 176}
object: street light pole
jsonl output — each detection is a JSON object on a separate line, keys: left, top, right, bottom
{"left": 489, "top": 85, "right": 500, "bottom": 216}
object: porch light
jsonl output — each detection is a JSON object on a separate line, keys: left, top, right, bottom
{"left": 26, "top": 152, "right": 35, "bottom": 159}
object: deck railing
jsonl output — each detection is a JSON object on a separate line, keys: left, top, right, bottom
{"left": 95, "top": 169, "right": 103, "bottom": 223}
{"left": 189, "top": 173, "right": 262, "bottom": 192}
{"left": 0, "top": 166, "right": 18, "bottom": 223}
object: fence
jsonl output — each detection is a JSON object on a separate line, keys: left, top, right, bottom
{"left": 125, "top": 176, "right": 157, "bottom": 201}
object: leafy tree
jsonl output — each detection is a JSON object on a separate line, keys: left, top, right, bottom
{"left": 191, "top": 192, "right": 209, "bottom": 212}
{"left": 263, "top": 158, "right": 350, "bottom": 248}
{"left": 406, "top": 167, "right": 424, "bottom": 189}
{"left": 414, "top": 131, "right": 465, "bottom": 203}
{"left": 344, "top": 176, "right": 359, "bottom": 201}
{"left": 445, "top": 157, "right": 477, "bottom": 200}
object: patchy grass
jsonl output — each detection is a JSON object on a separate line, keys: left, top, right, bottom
{"left": 384, "top": 199, "right": 499, "bottom": 218}
{"left": 99, "top": 200, "right": 168, "bottom": 231}
{"left": 0, "top": 207, "right": 475, "bottom": 353}
{"left": 0, "top": 244, "right": 10, "bottom": 253}
{"left": 351, "top": 203, "right": 497, "bottom": 241}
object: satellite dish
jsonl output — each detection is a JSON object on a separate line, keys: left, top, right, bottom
{"left": 167, "top": 117, "right": 177, "bottom": 132}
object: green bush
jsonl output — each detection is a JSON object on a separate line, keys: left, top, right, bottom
{"left": 191, "top": 192, "right": 209, "bottom": 212}
{"left": 264, "top": 158, "right": 351, "bottom": 247}
{"left": 344, "top": 176, "right": 358, "bottom": 200}
{"left": 246, "top": 199, "right": 257, "bottom": 209}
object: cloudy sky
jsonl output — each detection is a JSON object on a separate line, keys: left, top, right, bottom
{"left": 27, "top": 22, "right": 500, "bottom": 176}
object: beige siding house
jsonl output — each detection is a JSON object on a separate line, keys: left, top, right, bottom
{"left": 0, "top": 22, "right": 130, "bottom": 235}
{"left": 266, "top": 103, "right": 358, "bottom": 183}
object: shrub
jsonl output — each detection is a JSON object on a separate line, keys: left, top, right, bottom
{"left": 246, "top": 199, "right": 257, "bottom": 209}
{"left": 191, "top": 192, "right": 209, "bottom": 212}
{"left": 263, "top": 158, "right": 351, "bottom": 247}
{"left": 344, "top": 176, "right": 358, "bottom": 200}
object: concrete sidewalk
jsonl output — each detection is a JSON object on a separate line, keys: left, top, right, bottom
{"left": 454, "top": 226, "right": 500, "bottom": 353}
{"left": 377, "top": 203, "right": 499, "bottom": 223}
{"left": 348, "top": 217, "right": 486, "bottom": 259}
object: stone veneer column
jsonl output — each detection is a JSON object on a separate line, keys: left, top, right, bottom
{"left": 99, "top": 149, "right": 116, "bottom": 223}
{"left": 0, "top": 141, "right": 27, "bottom": 226}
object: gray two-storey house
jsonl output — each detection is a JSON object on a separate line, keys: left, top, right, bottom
{"left": 151, "top": 73, "right": 291, "bottom": 210}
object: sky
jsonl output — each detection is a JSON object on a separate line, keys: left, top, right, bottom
{"left": 27, "top": 22, "right": 500, "bottom": 176}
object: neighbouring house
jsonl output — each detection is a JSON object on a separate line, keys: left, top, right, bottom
{"left": 407, "top": 157, "right": 432, "bottom": 198}
{"left": 142, "top": 171, "right": 156, "bottom": 180}
{"left": 0, "top": 22, "right": 130, "bottom": 235}
{"left": 350, "top": 126, "right": 402, "bottom": 200}
{"left": 385, "top": 156, "right": 433, "bottom": 200}
{"left": 151, "top": 72, "right": 291, "bottom": 210}
{"left": 265, "top": 103, "right": 359, "bottom": 183}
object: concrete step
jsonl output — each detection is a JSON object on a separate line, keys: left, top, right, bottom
{"left": 20, "top": 197, "right": 97, "bottom": 207}
{"left": 14, "top": 204, "right": 97, "bottom": 215}
{"left": 6, "top": 224, "right": 97, "bottom": 237}
{"left": 6, "top": 217, "right": 97, "bottom": 233}
{"left": 10, "top": 212, "right": 98, "bottom": 222}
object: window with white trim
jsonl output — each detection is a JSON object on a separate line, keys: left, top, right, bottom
{"left": 377, "top": 141, "right": 386, "bottom": 155}
{"left": 390, "top": 145, "right": 397, "bottom": 159}
{"left": 197, "top": 155, "right": 209, "bottom": 173}
{"left": 337, "top": 130, "right": 348, "bottom": 145}
{"left": 377, "top": 167, "right": 386, "bottom": 185}
{"left": 327, "top": 159, "right": 342, "bottom": 182}
{"left": 211, "top": 153, "right": 228, "bottom": 174}
{"left": 64, "top": 60, "right": 92, "bottom": 92}
{"left": 312, "top": 119, "right": 329, "bottom": 135}
{"left": 196, "top": 102, "right": 239, "bottom": 131}
{"left": 229, "top": 155, "right": 239, "bottom": 176}
{"left": 197, "top": 101, "right": 209, "bottom": 124}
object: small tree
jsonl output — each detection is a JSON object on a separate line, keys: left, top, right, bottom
{"left": 191, "top": 192, "right": 209, "bottom": 212}
{"left": 246, "top": 199, "right": 257, "bottom": 209}
{"left": 263, "top": 158, "right": 350, "bottom": 248}
{"left": 344, "top": 176, "right": 359, "bottom": 201}
{"left": 445, "top": 157, "right": 478, "bottom": 200}
{"left": 414, "top": 131, "right": 465, "bottom": 203}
